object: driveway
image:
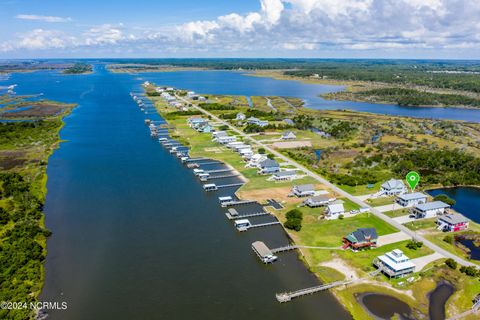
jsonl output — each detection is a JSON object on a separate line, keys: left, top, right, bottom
{"left": 393, "top": 215, "right": 417, "bottom": 224}
{"left": 411, "top": 252, "right": 444, "bottom": 271}
{"left": 375, "top": 203, "right": 406, "bottom": 212}
{"left": 377, "top": 231, "right": 411, "bottom": 246}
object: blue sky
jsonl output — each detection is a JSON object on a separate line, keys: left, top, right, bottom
{"left": 1, "top": 0, "right": 479, "bottom": 59}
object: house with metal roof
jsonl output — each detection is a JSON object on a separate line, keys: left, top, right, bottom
{"left": 411, "top": 201, "right": 450, "bottom": 219}
{"left": 342, "top": 228, "right": 378, "bottom": 250}
{"left": 272, "top": 170, "right": 297, "bottom": 181}
{"left": 257, "top": 159, "right": 280, "bottom": 175}
{"left": 236, "top": 113, "right": 246, "bottom": 121}
{"left": 396, "top": 192, "right": 428, "bottom": 207}
{"left": 247, "top": 117, "right": 269, "bottom": 127}
{"left": 304, "top": 194, "right": 335, "bottom": 208}
{"left": 292, "top": 184, "right": 315, "bottom": 197}
{"left": 381, "top": 179, "right": 407, "bottom": 196}
{"left": 437, "top": 214, "right": 469, "bottom": 232}
{"left": 374, "top": 249, "right": 416, "bottom": 278}
{"left": 325, "top": 203, "right": 345, "bottom": 219}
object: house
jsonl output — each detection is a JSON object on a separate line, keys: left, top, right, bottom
{"left": 396, "top": 192, "right": 428, "bottom": 207}
{"left": 292, "top": 184, "right": 315, "bottom": 197}
{"left": 325, "top": 203, "right": 345, "bottom": 219}
{"left": 437, "top": 214, "right": 469, "bottom": 232}
{"left": 246, "top": 154, "right": 267, "bottom": 168}
{"left": 342, "top": 228, "right": 378, "bottom": 250}
{"left": 381, "top": 179, "right": 407, "bottom": 196}
{"left": 226, "top": 141, "right": 245, "bottom": 149}
{"left": 236, "top": 113, "right": 246, "bottom": 121}
{"left": 187, "top": 91, "right": 196, "bottom": 97}
{"left": 188, "top": 117, "right": 208, "bottom": 127}
{"left": 281, "top": 131, "right": 296, "bottom": 140}
{"left": 212, "top": 131, "right": 228, "bottom": 139}
{"left": 216, "top": 136, "right": 237, "bottom": 144}
{"left": 258, "top": 159, "right": 280, "bottom": 175}
{"left": 374, "top": 249, "right": 416, "bottom": 278}
{"left": 283, "top": 118, "right": 295, "bottom": 126}
{"left": 197, "top": 124, "right": 213, "bottom": 133}
{"left": 304, "top": 195, "right": 333, "bottom": 208}
{"left": 247, "top": 117, "right": 269, "bottom": 127}
{"left": 272, "top": 170, "right": 297, "bottom": 181}
{"left": 239, "top": 148, "right": 253, "bottom": 158}
{"left": 411, "top": 201, "right": 450, "bottom": 219}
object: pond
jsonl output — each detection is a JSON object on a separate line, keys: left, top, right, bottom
{"left": 429, "top": 281, "right": 455, "bottom": 320}
{"left": 357, "top": 293, "right": 415, "bottom": 320}
{"left": 427, "top": 187, "right": 480, "bottom": 223}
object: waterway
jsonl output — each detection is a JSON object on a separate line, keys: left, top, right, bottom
{"left": 427, "top": 187, "right": 480, "bottom": 223}
{"left": 1, "top": 65, "right": 350, "bottom": 319}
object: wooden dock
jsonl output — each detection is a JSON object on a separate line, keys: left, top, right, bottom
{"left": 225, "top": 211, "right": 270, "bottom": 220}
{"left": 205, "top": 173, "right": 240, "bottom": 180}
{"left": 221, "top": 199, "right": 257, "bottom": 207}
{"left": 276, "top": 280, "right": 354, "bottom": 303}
{"left": 216, "top": 183, "right": 244, "bottom": 189}
{"left": 205, "top": 169, "right": 233, "bottom": 173}
{"left": 248, "top": 221, "right": 281, "bottom": 229}
{"left": 185, "top": 157, "right": 211, "bottom": 162}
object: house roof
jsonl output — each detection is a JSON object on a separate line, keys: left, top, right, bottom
{"left": 438, "top": 214, "right": 469, "bottom": 225}
{"left": 346, "top": 228, "right": 378, "bottom": 243}
{"left": 381, "top": 179, "right": 405, "bottom": 190}
{"left": 397, "top": 192, "right": 428, "bottom": 201}
{"left": 378, "top": 250, "right": 415, "bottom": 271}
{"left": 415, "top": 201, "right": 450, "bottom": 211}
{"left": 259, "top": 159, "right": 279, "bottom": 168}
{"left": 307, "top": 195, "right": 330, "bottom": 203}
{"left": 275, "top": 170, "right": 296, "bottom": 177}
{"left": 282, "top": 131, "right": 296, "bottom": 137}
{"left": 327, "top": 203, "right": 344, "bottom": 214}
{"left": 295, "top": 184, "right": 315, "bottom": 192}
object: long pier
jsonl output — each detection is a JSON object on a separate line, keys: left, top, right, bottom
{"left": 248, "top": 221, "right": 281, "bottom": 229}
{"left": 225, "top": 211, "right": 269, "bottom": 220}
{"left": 205, "top": 169, "right": 233, "bottom": 173}
{"left": 276, "top": 280, "right": 354, "bottom": 303}
{"left": 185, "top": 157, "right": 211, "bottom": 162}
{"left": 216, "top": 183, "right": 245, "bottom": 189}
{"left": 206, "top": 173, "right": 240, "bottom": 180}
{"left": 221, "top": 199, "right": 257, "bottom": 207}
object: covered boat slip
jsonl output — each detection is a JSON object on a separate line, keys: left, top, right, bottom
{"left": 252, "top": 241, "right": 278, "bottom": 263}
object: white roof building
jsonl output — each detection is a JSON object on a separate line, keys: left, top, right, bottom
{"left": 374, "top": 249, "right": 416, "bottom": 278}
{"left": 381, "top": 179, "right": 407, "bottom": 195}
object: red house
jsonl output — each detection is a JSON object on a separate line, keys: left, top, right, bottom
{"left": 437, "top": 214, "right": 469, "bottom": 232}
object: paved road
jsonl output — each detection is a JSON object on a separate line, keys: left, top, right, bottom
{"left": 180, "top": 95, "right": 478, "bottom": 268}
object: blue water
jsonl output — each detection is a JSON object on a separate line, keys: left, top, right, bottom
{"left": 133, "top": 70, "right": 480, "bottom": 122}
{"left": 2, "top": 65, "right": 350, "bottom": 320}
{"left": 427, "top": 187, "right": 480, "bottom": 223}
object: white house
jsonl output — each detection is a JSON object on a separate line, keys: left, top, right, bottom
{"left": 239, "top": 148, "right": 253, "bottom": 158}
{"left": 236, "top": 113, "right": 246, "bottom": 121}
{"left": 292, "top": 184, "right": 315, "bottom": 197}
{"left": 396, "top": 192, "right": 428, "bottom": 207}
{"left": 258, "top": 159, "right": 280, "bottom": 175}
{"left": 304, "top": 195, "right": 335, "bottom": 208}
{"left": 281, "top": 131, "right": 297, "bottom": 140}
{"left": 381, "top": 179, "right": 407, "bottom": 196}
{"left": 325, "top": 203, "right": 345, "bottom": 219}
{"left": 247, "top": 117, "right": 269, "bottom": 127}
{"left": 411, "top": 201, "right": 450, "bottom": 219}
{"left": 216, "top": 136, "right": 237, "bottom": 144}
{"left": 246, "top": 154, "right": 267, "bottom": 168}
{"left": 272, "top": 170, "right": 297, "bottom": 181}
{"left": 212, "top": 131, "right": 228, "bottom": 140}
{"left": 374, "top": 249, "right": 416, "bottom": 278}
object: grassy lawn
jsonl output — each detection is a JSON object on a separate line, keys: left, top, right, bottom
{"left": 339, "top": 182, "right": 381, "bottom": 196}
{"left": 340, "top": 197, "right": 361, "bottom": 211}
{"left": 384, "top": 208, "right": 410, "bottom": 218}
{"left": 298, "top": 213, "right": 398, "bottom": 248}
{"left": 404, "top": 218, "right": 438, "bottom": 231}
{"left": 366, "top": 196, "right": 395, "bottom": 207}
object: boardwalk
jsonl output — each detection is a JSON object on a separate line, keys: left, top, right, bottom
{"left": 276, "top": 280, "right": 354, "bottom": 302}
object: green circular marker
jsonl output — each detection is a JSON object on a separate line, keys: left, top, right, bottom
{"left": 406, "top": 171, "right": 420, "bottom": 191}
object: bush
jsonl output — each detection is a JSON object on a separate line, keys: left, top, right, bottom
{"left": 258, "top": 147, "right": 266, "bottom": 154}
{"left": 443, "top": 235, "right": 454, "bottom": 244}
{"left": 406, "top": 240, "right": 423, "bottom": 250}
{"left": 445, "top": 258, "right": 457, "bottom": 270}
{"left": 433, "top": 194, "right": 456, "bottom": 206}
{"left": 267, "top": 154, "right": 275, "bottom": 160}
{"left": 284, "top": 209, "right": 303, "bottom": 231}
{"left": 459, "top": 266, "right": 479, "bottom": 277}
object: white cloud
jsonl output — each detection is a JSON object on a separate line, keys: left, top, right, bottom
{"left": 2, "top": 0, "right": 480, "bottom": 57}
{"left": 15, "top": 14, "right": 72, "bottom": 23}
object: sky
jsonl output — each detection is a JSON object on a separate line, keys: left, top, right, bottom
{"left": 1, "top": 0, "right": 479, "bottom": 59}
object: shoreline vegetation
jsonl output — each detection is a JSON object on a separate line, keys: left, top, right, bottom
{"left": 62, "top": 63, "right": 93, "bottom": 74}
{"left": 0, "top": 94, "right": 75, "bottom": 319}
{"left": 143, "top": 83, "right": 480, "bottom": 320}
{"left": 103, "top": 59, "right": 480, "bottom": 109}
